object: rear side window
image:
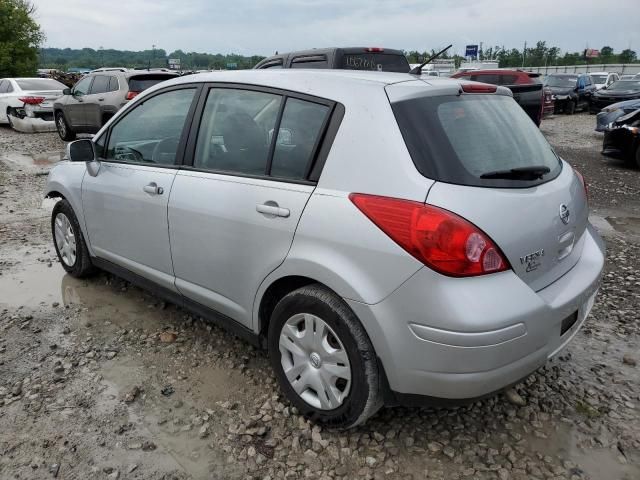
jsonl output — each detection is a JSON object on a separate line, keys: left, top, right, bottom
{"left": 291, "top": 56, "right": 329, "bottom": 69}
{"left": 270, "top": 98, "right": 330, "bottom": 180}
{"left": 128, "top": 75, "right": 176, "bottom": 93}
{"left": 340, "top": 53, "right": 410, "bottom": 73}
{"left": 108, "top": 76, "right": 119, "bottom": 92}
{"left": 260, "top": 61, "right": 283, "bottom": 69}
{"left": 0, "top": 80, "right": 7, "bottom": 93}
{"left": 89, "top": 75, "right": 110, "bottom": 94}
{"left": 194, "top": 89, "right": 282, "bottom": 175}
{"left": 391, "top": 94, "right": 561, "bottom": 188}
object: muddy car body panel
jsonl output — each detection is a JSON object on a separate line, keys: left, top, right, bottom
{"left": 46, "top": 70, "right": 605, "bottom": 426}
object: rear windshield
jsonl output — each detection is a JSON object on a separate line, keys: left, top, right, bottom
{"left": 590, "top": 75, "right": 607, "bottom": 84}
{"left": 16, "top": 79, "right": 66, "bottom": 90}
{"left": 339, "top": 53, "right": 410, "bottom": 73}
{"left": 127, "top": 74, "right": 176, "bottom": 92}
{"left": 391, "top": 94, "right": 561, "bottom": 188}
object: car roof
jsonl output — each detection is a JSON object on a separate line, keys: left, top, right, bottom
{"left": 142, "top": 69, "right": 509, "bottom": 106}
{"left": 266, "top": 47, "right": 406, "bottom": 57}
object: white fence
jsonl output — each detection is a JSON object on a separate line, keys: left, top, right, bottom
{"left": 523, "top": 64, "right": 640, "bottom": 75}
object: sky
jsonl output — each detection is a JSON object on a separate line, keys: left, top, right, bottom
{"left": 31, "top": 0, "right": 639, "bottom": 57}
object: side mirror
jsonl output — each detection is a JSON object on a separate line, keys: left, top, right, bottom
{"left": 63, "top": 88, "right": 71, "bottom": 95}
{"left": 67, "top": 139, "right": 101, "bottom": 176}
{"left": 67, "top": 139, "right": 95, "bottom": 162}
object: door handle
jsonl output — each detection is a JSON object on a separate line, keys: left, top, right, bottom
{"left": 256, "top": 203, "right": 290, "bottom": 218}
{"left": 143, "top": 182, "right": 164, "bottom": 195}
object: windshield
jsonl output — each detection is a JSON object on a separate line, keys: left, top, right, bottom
{"left": 339, "top": 53, "right": 410, "bottom": 73}
{"left": 16, "top": 79, "right": 66, "bottom": 90}
{"left": 545, "top": 76, "right": 577, "bottom": 88}
{"left": 607, "top": 80, "right": 640, "bottom": 91}
{"left": 590, "top": 75, "right": 607, "bottom": 84}
{"left": 391, "top": 94, "right": 561, "bottom": 188}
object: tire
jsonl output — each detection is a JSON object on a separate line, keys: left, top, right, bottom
{"left": 268, "top": 284, "right": 383, "bottom": 428}
{"left": 565, "top": 100, "right": 576, "bottom": 115}
{"left": 51, "top": 199, "right": 95, "bottom": 277}
{"left": 55, "top": 111, "right": 76, "bottom": 141}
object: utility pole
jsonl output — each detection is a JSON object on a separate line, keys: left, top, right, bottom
{"left": 152, "top": 44, "right": 156, "bottom": 68}
{"left": 522, "top": 41, "right": 527, "bottom": 68}
{"left": 99, "top": 46, "right": 104, "bottom": 67}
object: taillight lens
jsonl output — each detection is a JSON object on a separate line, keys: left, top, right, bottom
{"left": 350, "top": 194, "right": 510, "bottom": 277}
{"left": 18, "top": 96, "right": 45, "bottom": 105}
{"left": 125, "top": 91, "right": 140, "bottom": 100}
{"left": 574, "top": 169, "right": 588, "bottom": 201}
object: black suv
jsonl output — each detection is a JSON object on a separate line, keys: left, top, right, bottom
{"left": 544, "top": 73, "right": 596, "bottom": 114}
{"left": 254, "top": 47, "right": 410, "bottom": 73}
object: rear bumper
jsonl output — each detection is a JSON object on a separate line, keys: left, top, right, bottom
{"left": 7, "top": 104, "right": 56, "bottom": 133}
{"left": 347, "top": 224, "right": 605, "bottom": 402}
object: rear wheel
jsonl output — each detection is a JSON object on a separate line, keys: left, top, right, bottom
{"left": 55, "top": 111, "right": 76, "bottom": 141}
{"left": 268, "top": 284, "right": 382, "bottom": 428}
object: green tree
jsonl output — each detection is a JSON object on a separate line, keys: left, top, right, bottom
{"left": 619, "top": 49, "right": 637, "bottom": 64}
{"left": 0, "top": 0, "right": 44, "bottom": 76}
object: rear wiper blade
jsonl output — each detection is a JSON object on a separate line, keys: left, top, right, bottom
{"left": 480, "top": 165, "right": 551, "bottom": 180}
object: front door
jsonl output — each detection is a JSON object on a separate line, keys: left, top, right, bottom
{"left": 168, "top": 87, "right": 333, "bottom": 328}
{"left": 82, "top": 86, "right": 198, "bottom": 291}
{"left": 65, "top": 76, "right": 93, "bottom": 127}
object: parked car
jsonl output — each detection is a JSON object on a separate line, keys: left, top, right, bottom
{"left": 0, "top": 78, "right": 66, "bottom": 132}
{"left": 545, "top": 73, "right": 596, "bottom": 114}
{"left": 601, "top": 108, "right": 640, "bottom": 167}
{"left": 53, "top": 69, "right": 178, "bottom": 141}
{"left": 595, "top": 98, "right": 640, "bottom": 131}
{"left": 254, "top": 47, "right": 411, "bottom": 72}
{"left": 589, "top": 71, "right": 619, "bottom": 90}
{"left": 46, "top": 70, "right": 604, "bottom": 427}
{"left": 451, "top": 69, "right": 545, "bottom": 125}
{"left": 590, "top": 79, "right": 640, "bottom": 113}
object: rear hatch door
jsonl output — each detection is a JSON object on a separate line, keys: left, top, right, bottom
{"left": 388, "top": 85, "right": 588, "bottom": 290}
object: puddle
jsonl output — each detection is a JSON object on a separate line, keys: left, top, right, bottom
{"left": 606, "top": 216, "right": 640, "bottom": 236}
{"left": 1, "top": 151, "right": 62, "bottom": 169}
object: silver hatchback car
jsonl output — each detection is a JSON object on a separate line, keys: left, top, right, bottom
{"left": 46, "top": 70, "right": 605, "bottom": 428}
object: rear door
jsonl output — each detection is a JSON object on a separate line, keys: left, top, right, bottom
{"left": 388, "top": 88, "right": 588, "bottom": 291}
{"left": 168, "top": 85, "right": 333, "bottom": 328}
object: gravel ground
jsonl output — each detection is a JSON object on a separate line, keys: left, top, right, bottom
{"left": 1, "top": 115, "right": 639, "bottom": 480}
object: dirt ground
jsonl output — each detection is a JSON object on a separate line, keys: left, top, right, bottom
{"left": 1, "top": 113, "right": 639, "bottom": 480}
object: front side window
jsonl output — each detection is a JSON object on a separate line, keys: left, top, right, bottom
{"left": 194, "top": 88, "right": 282, "bottom": 175}
{"left": 260, "top": 61, "right": 283, "bottom": 69}
{"left": 271, "top": 98, "right": 329, "bottom": 179}
{"left": 89, "top": 75, "right": 109, "bottom": 95}
{"left": 72, "top": 77, "right": 93, "bottom": 96}
{"left": 106, "top": 88, "right": 196, "bottom": 166}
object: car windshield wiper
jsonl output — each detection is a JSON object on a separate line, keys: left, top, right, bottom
{"left": 480, "top": 165, "right": 551, "bottom": 180}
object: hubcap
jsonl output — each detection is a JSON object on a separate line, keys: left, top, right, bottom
{"left": 54, "top": 213, "right": 76, "bottom": 266}
{"left": 57, "top": 116, "right": 66, "bottom": 136}
{"left": 279, "top": 313, "right": 351, "bottom": 410}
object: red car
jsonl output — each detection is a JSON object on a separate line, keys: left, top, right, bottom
{"left": 451, "top": 69, "right": 550, "bottom": 125}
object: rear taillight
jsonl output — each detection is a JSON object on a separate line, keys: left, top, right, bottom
{"left": 574, "top": 169, "right": 588, "bottom": 202}
{"left": 125, "top": 91, "right": 140, "bottom": 100}
{"left": 365, "top": 47, "right": 384, "bottom": 52}
{"left": 350, "top": 194, "right": 510, "bottom": 277}
{"left": 18, "top": 96, "right": 45, "bottom": 105}
{"left": 461, "top": 84, "right": 497, "bottom": 93}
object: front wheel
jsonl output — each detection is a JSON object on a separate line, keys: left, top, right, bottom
{"left": 565, "top": 100, "right": 576, "bottom": 115}
{"left": 52, "top": 199, "right": 95, "bottom": 277}
{"left": 55, "top": 111, "right": 76, "bottom": 141}
{"left": 268, "top": 284, "right": 382, "bottom": 428}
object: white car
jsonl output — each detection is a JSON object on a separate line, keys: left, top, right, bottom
{"left": 589, "top": 71, "right": 619, "bottom": 90}
{"left": 0, "top": 78, "right": 66, "bottom": 133}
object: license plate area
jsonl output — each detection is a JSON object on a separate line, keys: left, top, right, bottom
{"left": 560, "top": 311, "right": 578, "bottom": 336}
